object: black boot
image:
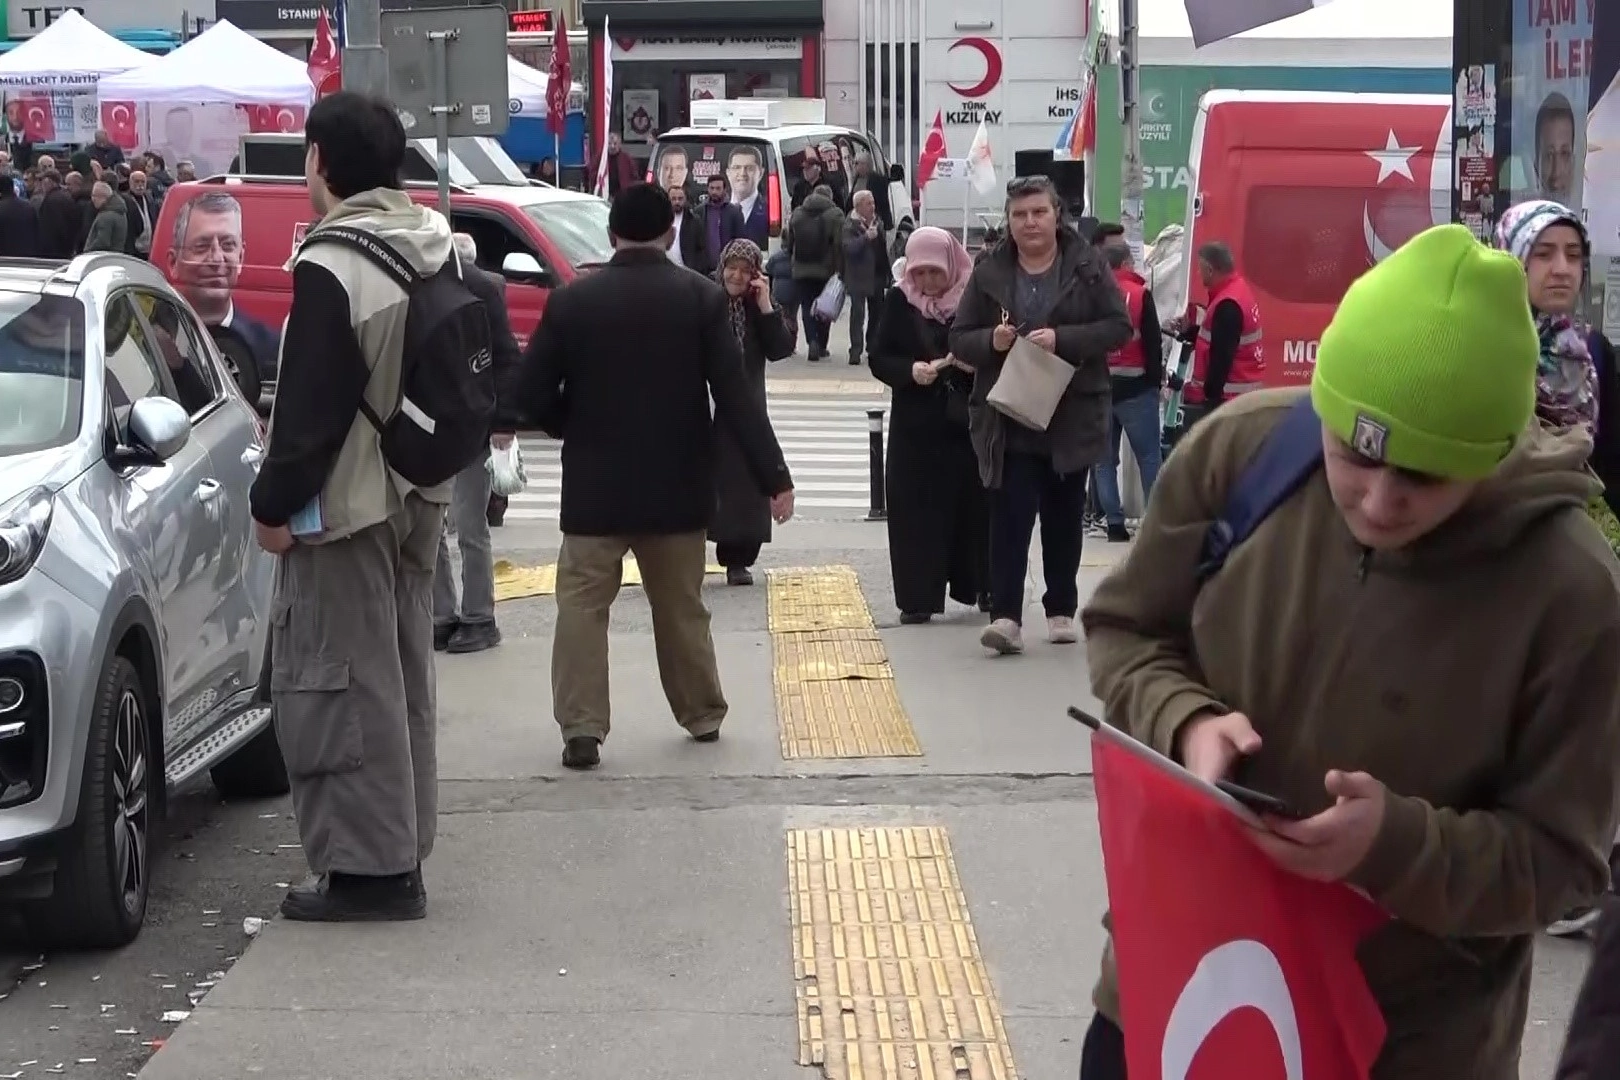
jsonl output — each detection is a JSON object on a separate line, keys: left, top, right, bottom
{"left": 280, "top": 869, "right": 426, "bottom": 922}
{"left": 562, "top": 736, "right": 601, "bottom": 769}
{"left": 725, "top": 566, "right": 754, "bottom": 586}
{"left": 447, "top": 620, "right": 502, "bottom": 654}
{"left": 433, "top": 620, "right": 458, "bottom": 652}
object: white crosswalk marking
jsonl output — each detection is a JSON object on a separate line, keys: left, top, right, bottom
{"left": 503, "top": 392, "right": 891, "bottom": 523}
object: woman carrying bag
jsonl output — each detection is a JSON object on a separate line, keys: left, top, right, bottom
{"left": 869, "top": 226, "right": 990, "bottom": 622}
{"left": 708, "top": 238, "right": 797, "bottom": 585}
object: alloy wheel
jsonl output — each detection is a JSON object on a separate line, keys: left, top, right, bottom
{"left": 111, "top": 689, "right": 149, "bottom": 916}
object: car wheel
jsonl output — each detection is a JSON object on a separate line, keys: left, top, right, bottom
{"left": 23, "top": 656, "right": 151, "bottom": 949}
{"left": 210, "top": 715, "right": 290, "bottom": 799}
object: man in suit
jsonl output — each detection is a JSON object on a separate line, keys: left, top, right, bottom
{"left": 698, "top": 174, "right": 744, "bottom": 261}
{"left": 432, "top": 232, "right": 523, "bottom": 654}
{"left": 725, "top": 144, "right": 770, "bottom": 248}
{"left": 666, "top": 182, "right": 708, "bottom": 273}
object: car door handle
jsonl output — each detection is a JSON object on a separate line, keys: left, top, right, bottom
{"left": 241, "top": 444, "right": 265, "bottom": 466}
{"left": 195, "top": 479, "right": 223, "bottom": 503}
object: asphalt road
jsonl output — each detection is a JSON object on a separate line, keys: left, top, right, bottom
{"left": 0, "top": 782, "right": 297, "bottom": 1080}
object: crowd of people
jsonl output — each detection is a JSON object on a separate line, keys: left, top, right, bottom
{"left": 0, "top": 129, "right": 194, "bottom": 261}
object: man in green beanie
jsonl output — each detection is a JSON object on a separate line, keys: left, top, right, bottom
{"left": 1076, "top": 223, "right": 1620, "bottom": 1078}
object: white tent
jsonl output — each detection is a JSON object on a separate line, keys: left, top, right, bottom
{"left": 1098, "top": 0, "right": 1451, "bottom": 68}
{"left": 0, "top": 9, "right": 156, "bottom": 92}
{"left": 97, "top": 20, "right": 313, "bottom": 106}
{"left": 507, "top": 56, "right": 583, "bottom": 119}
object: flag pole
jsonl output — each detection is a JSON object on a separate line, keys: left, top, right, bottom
{"left": 1119, "top": 0, "right": 1145, "bottom": 265}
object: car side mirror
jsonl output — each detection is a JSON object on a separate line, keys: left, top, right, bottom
{"left": 888, "top": 163, "right": 904, "bottom": 183}
{"left": 123, "top": 396, "right": 191, "bottom": 463}
{"left": 502, "top": 251, "right": 552, "bottom": 285}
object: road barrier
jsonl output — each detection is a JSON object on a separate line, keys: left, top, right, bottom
{"left": 866, "top": 408, "right": 886, "bottom": 521}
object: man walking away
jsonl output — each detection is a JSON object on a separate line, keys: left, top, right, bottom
{"left": 249, "top": 91, "right": 472, "bottom": 922}
{"left": 785, "top": 182, "right": 844, "bottom": 361}
{"left": 83, "top": 181, "right": 126, "bottom": 253}
{"left": 1168, "top": 240, "right": 1264, "bottom": 431}
{"left": 950, "top": 175, "right": 1132, "bottom": 655}
{"left": 842, "top": 189, "right": 888, "bottom": 366}
{"left": 519, "top": 183, "right": 795, "bottom": 770}
{"left": 1092, "top": 225, "right": 1164, "bottom": 542}
{"left": 0, "top": 175, "right": 40, "bottom": 258}
{"left": 432, "top": 232, "right": 522, "bottom": 654}
{"left": 35, "top": 170, "right": 76, "bottom": 258}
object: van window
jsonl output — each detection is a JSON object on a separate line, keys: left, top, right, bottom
{"left": 522, "top": 201, "right": 614, "bottom": 268}
{"left": 651, "top": 136, "right": 774, "bottom": 201}
{"left": 1240, "top": 185, "right": 1437, "bottom": 306}
{"left": 451, "top": 212, "right": 544, "bottom": 277}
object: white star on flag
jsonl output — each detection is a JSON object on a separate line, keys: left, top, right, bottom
{"left": 1365, "top": 130, "right": 1418, "bottom": 184}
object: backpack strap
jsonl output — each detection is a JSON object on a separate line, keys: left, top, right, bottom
{"left": 299, "top": 224, "right": 423, "bottom": 290}
{"left": 1196, "top": 396, "right": 1323, "bottom": 583}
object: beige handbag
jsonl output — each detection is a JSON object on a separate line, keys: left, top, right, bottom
{"left": 985, "top": 308, "right": 1074, "bottom": 431}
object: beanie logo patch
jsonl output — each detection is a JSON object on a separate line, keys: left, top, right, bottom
{"left": 1351, "top": 414, "right": 1389, "bottom": 462}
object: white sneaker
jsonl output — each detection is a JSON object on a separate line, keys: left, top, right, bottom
{"left": 1047, "top": 616, "right": 1078, "bottom": 644}
{"left": 1547, "top": 906, "right": 1604, "bottom": 937}
{"left": 980, "top": 618, "right": 1024, "bottom": 655}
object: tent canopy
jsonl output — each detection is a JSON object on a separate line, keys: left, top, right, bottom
{"left": 507, "top": 55, "right": 584, "bottom": 118}
{"left": 1100, "top": 0, "right": 1451, "bottom": 67}
{"left": 97, "top": 20, "right": 313, "bottom": 106}
{"left": 0, "top": 9, "right": 156, "bottom": 91}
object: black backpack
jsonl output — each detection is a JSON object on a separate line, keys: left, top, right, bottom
{"left": 1196, "top": 396, "right": 1323, "bottom": 583}
{"left": 793, "top": 212, "right": 831, "bottom": 263}
{"left": 302, "top": 225, "right": 496, "bottom": 488}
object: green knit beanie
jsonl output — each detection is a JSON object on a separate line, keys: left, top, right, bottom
{"left": 1311, "top": 223, "right": 1537, "bottom": 480}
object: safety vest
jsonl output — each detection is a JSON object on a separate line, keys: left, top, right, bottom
{"left": 1106, "top": 267, "right": 1149, "bottom": 377}
{"left": 1187, "top": 273, "right": 1265, "bottom": 404}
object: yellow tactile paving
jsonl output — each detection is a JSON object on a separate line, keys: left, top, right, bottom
{"left": 493, "top": 557, "right": 724, "bottom": 601}
{"left": 767, "top": 567, "right": 921, "bottom": 759}
{"left": 788, "top": 827, "right": 1018, "bottom": 1080}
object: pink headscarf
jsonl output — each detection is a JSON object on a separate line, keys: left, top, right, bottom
{"left": 899, "top": 226, "right": 973, "bottom": 323}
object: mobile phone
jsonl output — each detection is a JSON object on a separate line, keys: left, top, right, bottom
{"left": 1215, "top": 780, "right": 1303, "bottom": 821}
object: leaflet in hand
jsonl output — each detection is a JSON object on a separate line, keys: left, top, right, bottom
{"left": 288, "top": 496, "right": 325, "bottom": 538}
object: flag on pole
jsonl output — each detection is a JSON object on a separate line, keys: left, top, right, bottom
{"left": 917, "top": 110, "right": 949, "bottom": 188}
{"left": 594, "top": 16, "right": 615, "bottom": 198}
{"left": 966, "top": 119, "right": 997, "bottom": 196}
{"left": 1183, "top": 0, "right": 1337, "bottom": 48}
{"left": 545, "top": 13, "right": 572, "bottom": 137}
{"left": 307, "top": 8, "right": 341, "bottom": 97}
{"left": 1090, "top": 723, "right": 1389, "bottom": 1080}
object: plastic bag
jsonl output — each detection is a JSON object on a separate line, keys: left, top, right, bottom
{"left": 811, "top": 274, "right": 847, "bottom": 323}
{"left": 487, "top": 440, "right": 527, "bottom": 498}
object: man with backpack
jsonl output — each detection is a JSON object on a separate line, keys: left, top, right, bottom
{"left": 1076, "top": 223, "right": 1620, "bottom": 1077}
{"left": 250, "top": 91, "right": 497, "bottom": 923}
{"left": 784, "top": 182, "right": 844, "bottom": 360}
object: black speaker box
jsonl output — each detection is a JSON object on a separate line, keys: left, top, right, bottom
{"left": 1013, "top": 149, "right": 1054, "bottom": 179}
{"left": 1047, "top": 158, "right": 1087, "bottom": 204}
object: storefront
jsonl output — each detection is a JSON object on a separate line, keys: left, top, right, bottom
{"left": 212, "top": 0, "right": 322, "bottom": 56}
{"left": 5, "top": 0, "right": 195, "bottom": 49}
{"left": 581, "top": 0, "right": 822, "bottom": 166}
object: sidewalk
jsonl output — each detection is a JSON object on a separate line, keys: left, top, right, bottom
{"left": 135, "top": 538, "right": 1589, "bottom": 1079}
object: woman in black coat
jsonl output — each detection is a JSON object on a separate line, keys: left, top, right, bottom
{"left": 709, "top": 238, "right": 796, "bottom": 585}
{"left": 1556, "top": 898, "right": 1620, "bottom": 1077}
{"left": 869, "top": 226, "right": 988, "bottom": 621}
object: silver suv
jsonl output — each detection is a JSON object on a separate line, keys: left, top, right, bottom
{"left": 0, "top": 253, "right": 285, "bottom": 948}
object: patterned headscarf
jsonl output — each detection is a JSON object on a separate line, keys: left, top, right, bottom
{"left": 899, "top": 226, "right": 973, "bottom": 322}
{"left": 714, "top": 238, "right": 764, "bottom": 347}
{"left": 1494, "top": 199, "right": 1598, "bottom": 433}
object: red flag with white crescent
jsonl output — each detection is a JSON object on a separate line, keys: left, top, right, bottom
{"left": 308, "top": 8, "right": 341, "bottom": 96}
{"left": 20, "top": 96, "right": 54, "bottom": 143}
{"left": 545, "top": 13, "right": 572, "bottom": 137}
{"left": 1092, "top": 726, "right": 1388, "bottom": 1080}
{"left": 917, "top": 110, "right": 948, "bottom": 189}
{"left": 99, "top": 100, "right": 138, "bottom": 149}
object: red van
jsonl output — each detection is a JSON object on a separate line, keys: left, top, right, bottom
{"left": 150, "top": 175, "right": 612, "bottom": 403}
{"left": 1177, "top": 90, "right": 1453, "bottom": 387}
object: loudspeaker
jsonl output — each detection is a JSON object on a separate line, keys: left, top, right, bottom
{"left": 1013, "top": 149, "right": 1054, "bottom": 179}
{"left": 1048, "top": 159, "right": 1087, "bottom": 205}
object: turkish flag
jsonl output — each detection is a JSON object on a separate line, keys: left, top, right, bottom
{"left": 100, "top": 101, "right": 140, "bottom": 149}
{"left": 545, "top": 13, "right": 572, "bottom": 136}
{"left": 1092, "top": 726, "right": 1389, "bottom": 1080}
{"left": 917, "top": 110, "right": 948, "bottom": 188}
{"left": 19, "top": 95, "right": 54, "bottom": 143}
{"left": 308, "top": 7, "right": 341, "bottom": 96}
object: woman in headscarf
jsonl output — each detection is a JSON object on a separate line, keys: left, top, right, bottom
{"left": 708, "top": 238, "right": 796, "bottom": 585}
{"left": 1496, "top": 199, "right": 1620, "bottom": 940}
{"left": 869, "top": 226, "right": 989, "bottom": 622}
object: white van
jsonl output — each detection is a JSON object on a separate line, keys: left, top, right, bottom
{"left": 650, "top": 98, "right": 914, "bottom": 246}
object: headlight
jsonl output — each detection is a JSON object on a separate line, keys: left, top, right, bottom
{"left": 0, "top": 487, "right": 53, "bottom": 586}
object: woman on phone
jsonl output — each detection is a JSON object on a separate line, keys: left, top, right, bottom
{"left": 708, "top": 238, "right": 796, "bottom": 585}
{"left": 869, "top": 226, "right": 989, "bottom": 621}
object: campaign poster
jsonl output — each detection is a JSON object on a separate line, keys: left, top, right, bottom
{"left": 1511, "top": 0, "right": 1594, "bottom": 209}
{"left": 1455, "top": 65, "right": 1499, "bottom": 240}
{"left": 688, "top": 74, "right": 726, "bottom": 101}
{"left": 1587, "top": 0, "right": 1620, "bottom": 323}
{"left": 621, "top": 88, "right": 659, "bottom": 144}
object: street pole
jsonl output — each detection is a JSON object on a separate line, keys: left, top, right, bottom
{"left": 1118, "top": 0, "right": 1145, "bottom": 267}
{"left": 341, "top": 0, "right": 391, "bottom": 98}
{"left": 429, "top": 30, "right": 458, "bottom": 220}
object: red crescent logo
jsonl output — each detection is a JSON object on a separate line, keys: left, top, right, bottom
{"left": 25, "top": 104, "right": 44, "bottom": 126}
{"left": 948, "top": 37, "right": 1002, "bottom": 98}
{"left": 276, "top": 107, "right": 299, "bottom": 131}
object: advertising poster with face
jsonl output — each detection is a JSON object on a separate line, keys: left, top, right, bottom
{"left": 139, "top": 103, "right": 251, "bottom": 180}
{"left": 163, "top": 191, "right": 282, "bottom": 391}
{"left": 1511, "top": 0, "right": 1593, "bottom": 209}
{"left": 1455, "top": 64, "right": 1498, "bottom": 241}
{"left": 1589, "top": 0, "right": 1620, "bottom": 331}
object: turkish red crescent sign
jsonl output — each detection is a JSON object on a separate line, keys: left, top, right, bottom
{"left": 1091, "top": 725, "right": 1389, "bottom": 1080}
{"left": 948, "top": 37, "right": 1002, "bottom": 98}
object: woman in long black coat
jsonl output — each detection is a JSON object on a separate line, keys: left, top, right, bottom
{"left": 709, "top": 238, "right": 797, "bottom": 585}
{"left": 869, "top": 226, "right": 989, "bottom": 622}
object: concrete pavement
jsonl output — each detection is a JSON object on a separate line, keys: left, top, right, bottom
{"left": 132, "top": 510, "right": 1594, "bottom": 1080}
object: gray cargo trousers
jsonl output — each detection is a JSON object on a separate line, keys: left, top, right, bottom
{"left": 432, "top": 451, "right": 495, "bottom": 626}
{"left": 270, "top": 492, "right": 444, "bottom": 877}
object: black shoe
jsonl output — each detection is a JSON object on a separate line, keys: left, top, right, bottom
{"left": 725, "top": 567, "right": 754, "bottom": 586}
{"left": 692, "top": 729, "right": 720, "bottom": 743}
{"left": 562, "top": 736, "right": 601, "bottom": 769}
{"left": 977, "top": 593, "right": 993, "bottom": 614}
{"left": 447, "top": 620, "right": 502, "bottom": 654}
{"left": 486, "top": 494, "right": 507, "bottom": 527}
{"left": 849, "top": 352, "right": 862, "bottom": 366}
{"left": 433, "top": 621, "right": 458, "bottom": 652}
{"left": 899, "top": 612, "right": 932, "bottom": 624}
{"left": 1106, "top": 523, "right": 1132, "bottom": 543}
{"left": 280, "top": 870, "right": 426, "bottom": 922}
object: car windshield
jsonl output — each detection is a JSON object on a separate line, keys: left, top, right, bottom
{"left": 0, "top": 293, "right": 86, "bottom": 456}
{"left": 524, "top": 200, "right": 614, "bottom": 269}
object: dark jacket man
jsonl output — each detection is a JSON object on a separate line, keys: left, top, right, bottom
{"left": 840, "top": 203, "right": 889, "bottom": 299}
{"left": 1557, "top": 897, "right": 1620, "bottom": 1078}
{"left": 37, "top": 181, "right": 78, "bottom": 258}
{"left": 786, "top": 188, "right": 844, "bottom": 282}
{"left": 0, "top": 182, "right": 40, "bottom": 257}
{"left": 670, "top": 202, "right": 708, "bottom": 274}
{"left": 699, "top": 192, "right": 745, "bottom": 258}
{"left": 83, "top": 186, "right": 128, "bottom": 253}
{"left": 463, "top": 263, "right": 522, "bottom": 436}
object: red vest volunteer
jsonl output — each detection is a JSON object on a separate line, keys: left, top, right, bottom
{"left": 1186, "top": 273, "right": 1265, "bottom": 405}
{"left": 1107, "top": 266, "right": 1150, "bottom": 380}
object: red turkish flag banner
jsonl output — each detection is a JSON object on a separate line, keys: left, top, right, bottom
{"left": 545, "top": 13, "right": 572, "bottom": 137}
{"left": 308, "top": 7, "right": 341, "bottom": 96}
{"left": 1092, "top": 728, "right": 1389, "bottom": 1080}
{"left": 18, "top": 96, "right": 54, "bottom": 143}
{"left": 99, "top": 101, "right": 139, "bottom": 149}
{"left": 917, "top": 110, "right": 948, "bottom": 189}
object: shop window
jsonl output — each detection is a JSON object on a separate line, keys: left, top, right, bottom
{"left": 1240, "top": 185, "right": 1439, "bottom": 306}
{"left": 612, "top": 63, "right": 802, "bottom": 158}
